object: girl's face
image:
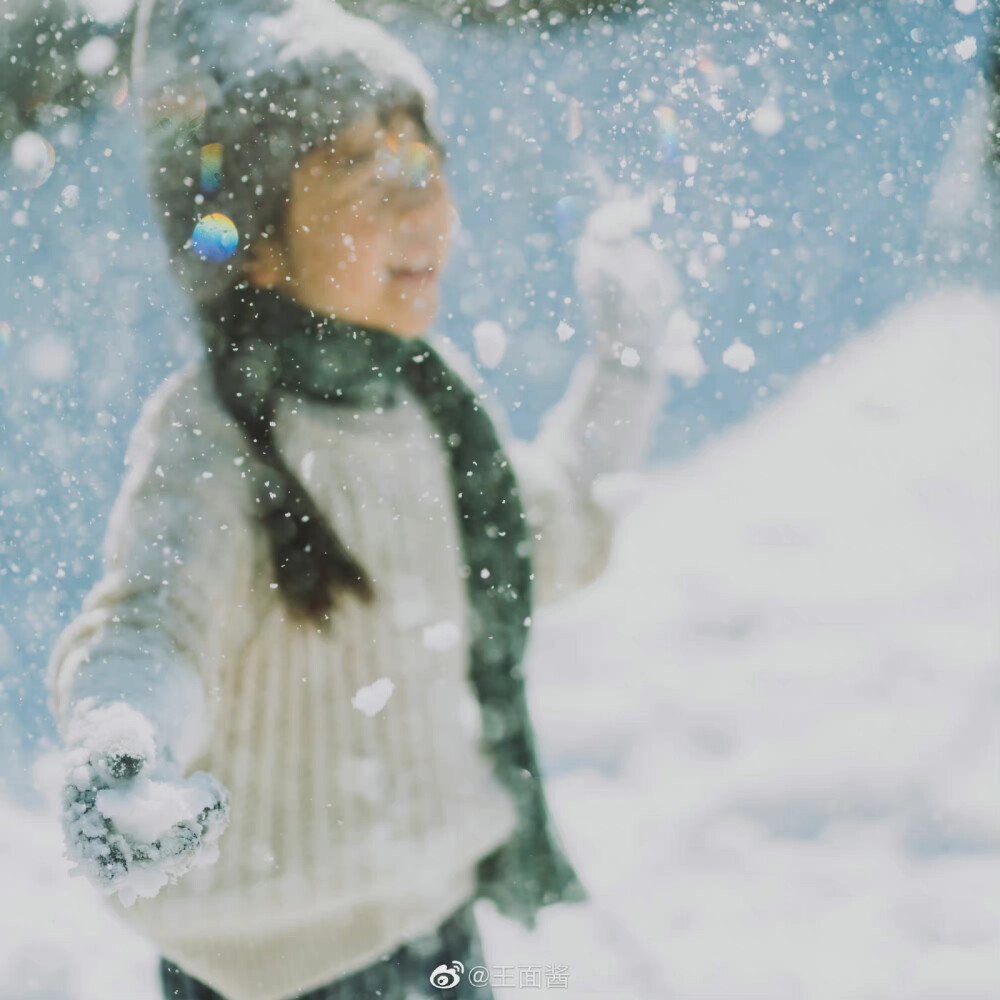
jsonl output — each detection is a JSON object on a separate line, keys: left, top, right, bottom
{"left": 246, "top": 110, "right": 454, "bottom": 338}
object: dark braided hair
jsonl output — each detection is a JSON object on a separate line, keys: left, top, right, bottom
{"left": 206, "top": 303, "right": 375, "bottom": 626}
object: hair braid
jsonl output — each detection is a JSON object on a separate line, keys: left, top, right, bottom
{"left": 205, "top": 304, "right": 375, "bottom": 626}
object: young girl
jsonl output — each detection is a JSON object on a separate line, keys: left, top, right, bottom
{"left": 47, "top": 2, "right": 678, "bottom": 998}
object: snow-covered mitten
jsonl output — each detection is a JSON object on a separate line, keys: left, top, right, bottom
{"left": 575, "top": 194, "right": 705, "bottom": 380}
{"left": 60, "top": 699, "right": 230, "bottom": 907}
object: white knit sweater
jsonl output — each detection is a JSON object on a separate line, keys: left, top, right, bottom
{"left": 46, "top": 329, "right": 667, "bottom": 1000}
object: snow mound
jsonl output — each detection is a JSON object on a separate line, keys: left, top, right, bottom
{"left": 0, "top": 790, "right": 161, "bottom": 1000}
{"left": 522, "top": 289, "right": 1000, "bottom": 998}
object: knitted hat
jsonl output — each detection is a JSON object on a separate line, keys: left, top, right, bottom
{"left": 131, "top": 0, "right": 443, "bottom": 306}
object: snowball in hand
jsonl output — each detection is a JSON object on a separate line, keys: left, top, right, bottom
{"left": 96, "top": 774, "right": 217, "bottom": 843}
{"left": 60, "top": 700, "right": 230, "bottom": 907}
{"left": 62, "top": 763, "right": 230, "bottom": 908}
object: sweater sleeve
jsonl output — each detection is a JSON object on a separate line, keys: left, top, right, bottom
{"left": 45, "top": 363, "right": 263, "bottom": 771}
{"left": 428, "top": 333, "right": 666, "bottom": 607}
{"left": 510, "top": 196, "right": 705, "bottom": 605}
{"left": 504, "top": 344, "right": 667, "bottom": 606}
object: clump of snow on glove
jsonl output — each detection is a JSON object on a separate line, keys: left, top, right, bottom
{"left": 60, "top": 699, "right": 230, "bottom": 908}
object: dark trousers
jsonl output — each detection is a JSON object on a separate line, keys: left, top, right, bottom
{"left": 160, "top": 898, "right": 493, "bottom": 1000}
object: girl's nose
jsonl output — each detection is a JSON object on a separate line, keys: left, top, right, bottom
{"left": 395, "top": 184, "right": 447, "bottom": 233}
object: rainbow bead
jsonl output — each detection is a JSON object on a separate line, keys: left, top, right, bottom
{"left": 191, "top": 213, "right": 239, "bottom": 262}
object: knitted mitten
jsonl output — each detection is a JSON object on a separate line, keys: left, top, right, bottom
{"left": 59, "top": 699, "right": 230, "bottom": 907}
{"left": 533, "top": 194, "right": 707, "bottom": 502}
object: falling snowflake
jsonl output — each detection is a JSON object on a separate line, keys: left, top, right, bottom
{"left": 751, "top": 102, "right": 785, "bottom": 137}
{"left": 422, "top": 620, "right": 461, "bottom": 652}
{"left": 722, "top": 339, "right": 756, "bottom": 373}
{"left": 352, "top": 678, "right": 395, "bottom": 717}
{"left": 472, "top": 320, "right": 507, "bottom": 368}
{"left": 954, "top": 36, "right": 977, "bottom": 61}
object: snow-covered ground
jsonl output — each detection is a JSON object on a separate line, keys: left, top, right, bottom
{"left": 3, "top": 288, "right": 999, "bottom": 999}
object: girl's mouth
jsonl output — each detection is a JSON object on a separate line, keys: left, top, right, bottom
{"left": 388, "top": 264, "right": 437, "bottom": 283}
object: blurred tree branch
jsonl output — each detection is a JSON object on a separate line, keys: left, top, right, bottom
{"left": 332, "top": 0, "right": 654, "bottom": 29}
{"left": 0, "top": 0, "right": 665, "bottom": 146}
{"left": 0, "top": 0, "right": 134, "bottom": 144}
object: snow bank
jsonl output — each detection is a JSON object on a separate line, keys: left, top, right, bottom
{"left": 0, "top": 789, "right": 160, "bottom": 1000}
{"left": 514, "top": 288, "right": 1000, "bottom": 998}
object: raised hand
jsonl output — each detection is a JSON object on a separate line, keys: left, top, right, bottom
{"left": 60, "top": 700, "right": 230, "bottom": 907}
{"left": 575, "top": 194, "right": 705, "bottom": 381}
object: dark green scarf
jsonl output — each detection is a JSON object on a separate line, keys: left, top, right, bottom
{"left": 205, "top": 285, "right": 588, "bottom": 930}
